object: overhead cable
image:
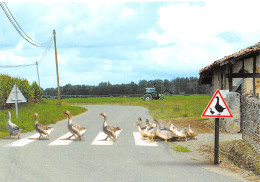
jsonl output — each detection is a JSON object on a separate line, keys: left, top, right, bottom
{"left": 0, "top": 2, "right": 51, "bottom": 47}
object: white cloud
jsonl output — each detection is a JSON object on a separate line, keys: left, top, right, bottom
{"left": 1, "top": 1, "right": 260, "bottom": 89}
{"left": 120, "top": 7, "right": 135, "bottom": 18}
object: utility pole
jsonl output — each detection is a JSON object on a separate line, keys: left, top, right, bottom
{"left": 53, "top": 29, "right": 61, "bottom": 105}
{"left": 35, "top": 61, "right": 40, "bottom": 87}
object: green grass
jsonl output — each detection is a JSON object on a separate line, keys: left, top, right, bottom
{"left": 173, "top": 145, "right": 192, "bottom": 152}
{"left": 62, "top": 95, "right": 210, "bottom": 121}
{"left": 0, "top": 99, "right": 87, "bottom": 138}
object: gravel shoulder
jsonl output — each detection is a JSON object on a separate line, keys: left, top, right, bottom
{"left": 166, "top": 133, "right": 260, "bottom": 182}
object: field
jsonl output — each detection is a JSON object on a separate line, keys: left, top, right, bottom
{"left": 62, "top": 95, "right": 210, "bottom": 120}
{"left": 62, "top": 95, "right": 212, "bottom": 132}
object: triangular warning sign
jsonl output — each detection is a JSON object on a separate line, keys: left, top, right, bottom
{"left": 6, "top": 84, "right": 27, "bottom": 103}
{"left": 202, "top": 89, "right": 233, "bottom": 118}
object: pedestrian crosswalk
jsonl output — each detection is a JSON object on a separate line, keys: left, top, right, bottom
{"left": 3, "top": 130, "right": 159, "bottom": 147}
{"left": 5, "top": 129, "right": 54, "bottom": 147}
{"left": 91, "top": 130, "right": 122, "bottom": 145}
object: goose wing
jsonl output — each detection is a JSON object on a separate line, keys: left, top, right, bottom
{"left": 71, "top": 123, "right": 85, "bottom": 132}
{"left": 12, "top": 123, "right": 21, "bottom": 131}
{"left": 35, "top": 123, "right": 49, "bottom": 135}
{"left": 109, "top": 125, "right": 121, "bottom": 132}
{"left": 107, "top": 125, "right": 120, "bottom": 133}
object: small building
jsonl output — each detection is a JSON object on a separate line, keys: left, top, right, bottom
{"left": 198, "top": 42, "right": 260, "bottom": 134}
{"left": 199, "top": 42, "right": 260, "bottom": 97}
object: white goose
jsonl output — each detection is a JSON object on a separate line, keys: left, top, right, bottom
{"left": 99, "top": 112, "right": 121, "bottom": 141}
{"left": 6, "top": 111, "right": 22, "bottom": 139}
{"left": 187, "top": 124, "right": 198, "bottom": 140}
{"left": 32, "top": 113, "right": 52, "bottom": 139}
{"left": 170, "top": 123, "right": 188, "bottom": 141}
{"left": 63, "top": 110, "right": 86, "bottom": 140}
{"left": 152, "top": 122, "right": 176, "bottom": 142}
{"left": 133, "top": 117, "right": 148, "bottom": 139}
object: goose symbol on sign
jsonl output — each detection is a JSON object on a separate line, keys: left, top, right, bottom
{"left": 201, "top": 89, "right": 232, "bottom": 118}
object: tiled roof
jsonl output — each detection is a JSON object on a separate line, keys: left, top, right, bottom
{"left": 199, "top": 42, "right": 260, "bottom": 74}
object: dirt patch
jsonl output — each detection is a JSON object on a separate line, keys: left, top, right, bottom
{"left": 163, "top": 119, "right": 214, "bottom": 133}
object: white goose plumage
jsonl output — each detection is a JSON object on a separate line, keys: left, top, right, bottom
{"left": 32, "top": 113, "right": 53, "bottom": 139}
{"left": 6, "top": 111, "right": 22, "bottom": 139}
{"left": 64, "top": 110, "right": 86, "bottom": 140}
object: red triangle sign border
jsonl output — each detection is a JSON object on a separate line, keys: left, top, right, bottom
{"left": 201, "top": 89, "right": 233, "bottom": 118}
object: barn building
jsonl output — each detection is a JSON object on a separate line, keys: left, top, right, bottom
{"left": 199, "top": 42, "right": 260, "bottom": 96}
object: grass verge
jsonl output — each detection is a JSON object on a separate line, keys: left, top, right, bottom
{"left": 0, "top": 99, "right": 87, "bottom": 138}
{"left": 173, "top": 145, "right": 192, "bottom": 152}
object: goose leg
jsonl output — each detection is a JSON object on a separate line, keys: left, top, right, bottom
{"left": 103, "top": 136, "right": 109, "bottom": 140}
{"left": 67, "top": 135, "right": 74, "bottom": 139}
{"left": 9, "top": 134, "right": 11, "bottom": 139}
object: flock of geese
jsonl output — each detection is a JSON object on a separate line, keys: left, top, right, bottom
{"left": 5, "top": 110, "right": 197, "bottom": 143}
{"left": 4, "top": 111, "right": 121, "bottom": 141}
{"left": 134, "top": 117, "right": 198, "bottom": 142}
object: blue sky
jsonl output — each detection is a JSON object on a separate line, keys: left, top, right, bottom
{"left": 0, "top": 1, "right": 260, "bottom": 89}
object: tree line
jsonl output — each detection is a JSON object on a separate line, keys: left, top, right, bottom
{"left": 43, "top": 77, "right": 210, "bottom": 96}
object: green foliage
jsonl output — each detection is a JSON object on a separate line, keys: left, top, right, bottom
{"left": 173, "top": 145, "right": 191, "bottom": 152}
{"left": 0, "top": 100, "right": 87, "bottom": 138}
{"left": 31, "top": 81, "right": 42, "bottom": 103}
{"left": 0, "top": 74, "right": 42, "bottom": 109}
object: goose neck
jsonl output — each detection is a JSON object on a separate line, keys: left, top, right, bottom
{"left": 103, "top": 115, "right": 108, "bottom": 127}
{"left": 7, "top": 112, "right": 11, "bottom": 123}
{"left": 67, "top": 113, "right": 72, "bottom": 124}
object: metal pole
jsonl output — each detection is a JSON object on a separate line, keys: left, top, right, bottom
{"left": 36, "top": 61, "right": 40, "bottom": 87}
{"left": 214, "top": 118, "right": 220, "bottom": 164}
{"left": 53, "top": 29, "right": 61, "bottom": 105}
{"left": 15, "top": 85, "right": 19, "bottom": 119}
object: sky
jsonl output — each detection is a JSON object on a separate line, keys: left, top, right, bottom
{"left": 0, "top": 0, "right": 260, "bottom": 89}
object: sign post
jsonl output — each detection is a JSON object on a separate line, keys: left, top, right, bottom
{"left": 201, "top": 89, "right": 233, "bottom": 164}
{"left": 6, "top": 84, "right": 27, "bottom": 119}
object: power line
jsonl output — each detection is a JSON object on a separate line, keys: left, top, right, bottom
{"left": 0, "top": 34, "right": 54, "bottom": 68}
{"left": 0, "top": 2, "right": 50, "bottom": 47}
{"left": 0, "top": 63, "right": 36, "bottom": 68}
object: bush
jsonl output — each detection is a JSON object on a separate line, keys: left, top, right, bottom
{"left": 31, "top": 81, "right": 42, "bottom": 103}
{"left": 0, "top": 74, "right": 42, "bottom": 109}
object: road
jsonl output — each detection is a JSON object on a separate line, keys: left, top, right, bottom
{"left": 0, "top": 105, "right": 247, "bottom": 182}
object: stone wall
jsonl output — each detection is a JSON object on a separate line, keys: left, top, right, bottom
{"left": 220, "top": 92, "right": 241, "bottom": 133}
{"left": 241, "top": 93, "right": 260, "bottom": 154}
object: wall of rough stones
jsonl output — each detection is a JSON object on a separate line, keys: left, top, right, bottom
{"left": 241, "top": 93, "right": 260, "bottom": 154}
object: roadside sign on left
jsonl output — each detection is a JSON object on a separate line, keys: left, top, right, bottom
{"left": 6, "top": 84, "right": 27, "bottom": 119}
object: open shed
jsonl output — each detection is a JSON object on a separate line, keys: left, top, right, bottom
{"left": 199, "top": 42, "right": 260, "bottom": 97}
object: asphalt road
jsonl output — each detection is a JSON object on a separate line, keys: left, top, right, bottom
{"left": 0, "top": 105, "right": 246, "bottom": 182}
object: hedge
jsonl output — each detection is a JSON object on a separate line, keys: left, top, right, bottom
{"left": 0, "top": 74, "right": 42, "bottom": 109}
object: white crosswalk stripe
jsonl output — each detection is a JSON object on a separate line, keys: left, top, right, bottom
{"left": 91, "top": 130, "right": 122, "bottom": 145}
{"left": 3, "top": 130, "right": 160, "bottom": 147}
{"left": 48, "top": 132, "right": 74, "bottom": 146}
{"left": 133, "top": 132, "right": 158, "bottom": 146}
{"left": 48, "top": 129, "right": 87, "bottom": 146}
{"left": 5, "top": 129, "right": 54, "bottom": 147}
